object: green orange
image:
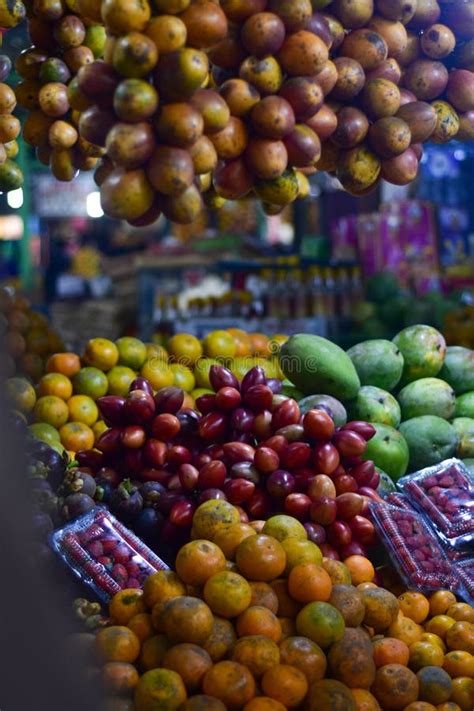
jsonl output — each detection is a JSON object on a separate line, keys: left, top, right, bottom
{"left": 107, "top": 365, "right": 137, "bottom": 396}
{"left": 73, "top": 367, "right": 108, "bottom": 400}
{"left": 34, "top": 395, "right": 69, "bottom": 428}
{"left": 5, "top": 376, "right": 36, "bottom": 413}
{"left": 115, "top": 336, "right": 147, "bottom": 370}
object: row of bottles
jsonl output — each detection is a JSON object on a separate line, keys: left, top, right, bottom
{"left": 153, "top": 264, "right": 364, "bottom": 333}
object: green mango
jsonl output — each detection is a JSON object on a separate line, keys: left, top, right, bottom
{"left": 393, "top": 325, "right": 446, "bottom": 386}
{"left": 454, "top": 392, "right": 474, "bottom": 418}
{"left": 347, "top": 339, "right": 404, "bottom": 391}
{"left": 363, "top": 423, "right": 409, "bottom": 481}
{"left": 398, "top": 378, "right": 456, "bottom": 421}
{"left": 347, "top": 386, "right": 401, "bottom": 428}
{"left": 399, "top": 415, "right": 458, "bottom": 472}
{"left": 438, "top": 346, "right": 474, "bottom": 394}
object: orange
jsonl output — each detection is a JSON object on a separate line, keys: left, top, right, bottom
{"left": 261, "top": 664, "right": 308, "bottom": 708}
{"left": 34, "top": 395, "right": 69, "bottom": 428}
{"left": 399, "top": 592, "right": 430, "bottom": 624}
{"left": 235, "top": 534, "right": 286, "bottom": 582}
{"left": 388, "top": 612, "right": 423, "bottom": 646}
{"left": 230, "top": 635, "right": 280, "bottom": 678}
{"left": 409, "top": 642, "right": 445, "bottom": 671}
{"left": 202, "top": 330, "right": 236, "bottom": 360}
{"left": 450, "top": 677, "right": 474, "bottom": 711}
{"left": 168, "top": 333, "right": 203, "bottom": 366}
{"left": 372, "top": 637, "right": 410, "bottom": 668}
{"left": 202, "top": 661, "right": 256, "bottom": 708}
{"left": 28, "top": 422, "right": 61, "bottom": 445}
{"left": 73, "top": 367, "right": 108, "bottom": 400}
{"left": 429, "top": 591, "right": 457, "bottom": 617}
{"left": 227, "top": 328, "right": 252, "bottom": 357}
{"left": 93, "top": 419, "right": 108, "bottom": 442}
{"left": 236, "top": 606, "right": 282, "bottom": 642}
{"left": 248, "top": 582, "right": 279, "bottom": 614}
{"left": 59, "top": 422, "right": 94, "bottom": 451}
{"left": 436, "top": 704, "right": 462, "bottom": 711}
{"left": 140, "top": 358, "right": 174, "bottom": 390}
{"left": 279, "top": 617, "right": 297, "bottom": 640}
{"left": 295, "top": 601, "right": 345, "bottom": 649}
{"left": 281, "top": 538, "right": 323, "bottom": 574}
{"left": 250, "top": 332, "right": 271, "bottom": 357}
{"left": 323, "top": 559, "right": 352, "bottom": 585}
{"left": 371, "top": 664, "right": 419, "bottom": 711}
{"left": 270, "top": 579, "right": 301, "bottom": 618}
{"left": 95, "top": 626, "right": 140, "bottom": 663}
{"left": 343, "top": 555, "right": 375, "bottom": 585}
{"left": 181, "top": 697, "right": 227, "bottom": 711}
{"left": 83, "top": 337, "right": 119, "bottom": 371}
{"left": 193, "top": 500, "right": 240, "bottom": 540}
{"left": 175, "top": 540, "right": 226, "bottom": 587}
{"left": 243, "top": 698, "right": 286, "bottom": 711}
{"left": 143, "top": 569, "right": 186, "bottom": 611}
{"left": 445, "top": 621, "right": 474, "bottom": 653}
{"left": 5, "top": 376, "right": 36, "bottom": 413}
{"left": 213, "top": 523, "right": 256, "bottom": 560}
{"left": 134, "top": 668, "right": 187, "bottom": 711}
{"left": 203, "top": 570, "right": 252, "bottom": 618}
{"left": 25, "top": 328, "right": 50, "bottom": 356}
{"left": 115, "top": 336, "right": 147, "bottom": 370}
{"left": 194, "top": 357, "right": 221, "bottom": 388}
{"left": 443, "top": 650, "right": 474, "bottom": 678}
{"left": 447, "top": 603, "right": 474, "bottom": 624}
{"left": 169, "top": 363, "right": 195, "bottom": 392}
{"left": 109, "top": 589, "right": 146, "bottom": 625}
{"left": 145, "top": 343, "right": 168, "bottom": 360}
{"left": 351, "top": 688, "right": 382, "bottom": 711}
{"left": 203, "top": 615, "right": 236, "bottom": 662}
{"left": 102, "top": 661, "right": 139, "bottom": 695}
{"left": 263, "top": 515, "right": 307, "bottom": 542}
{"left": 163, "top": 643, "right": 213, "bottom": 692}
{"left": 417, "top": 666, "right": 453, "bottom": 705}
{"left": 404, "top": 704, "right": 436, "bottom": 711}
{"left": 127, "top": 613, "right": 153, "bottom": 643}
{"left": 425, "top": 616, "right": 457, "bottom": 640}
{"left": 67, "top": 394, "right": 99, "bottom": 425}
{"left": 139, "top": 634, "right": 170, "bottom": 671}
{"left": 162, "top": 596, "right": 214, "bottom": 645}
{"left": 268, "top": 334, "right": 288, "bottom": 356}
{"left": 38, "top": 372, "right": 73, "bottom": 400}
{"left": 279, "top": 635, "right": 327, "bottom": 683}
{"left": 19, "top": 352, "right": 44, "bottom": 381}
{"left": 107, "top": 366, "right": 137, "bottom": 396}
{"left": 5, "top": 330, "right": 26, "bottom": 357}
{"left": 421, "top": 633, "right": 446, "bottom": 651}
{"left": 288, "top": 563, "right": 332, "bottom": 603}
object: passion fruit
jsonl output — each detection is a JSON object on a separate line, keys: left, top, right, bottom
{"left": 113, "top": 78, "right": 158, "bottom": 122}
{"left": 79, "top": 106, "right": 116, "bottom": 146}
{"left": 446, "top": 70, "right": 474, "bottom": 113}
{"left": 315, "top": 60, "right": 338, "bottom": 95}
{"left": 381, "top": 147, "right": 419, "bottom": 184}
{"left": 105, "top": 122, "right": 156, "bottom": 169}
{"left": 145, "top": 16, "right": 187, "bottom": 54}
{"left": 336, "top": 144, "right": 381, "bottom": 195}
{"left": 430, "top": 100, "right": 460, "bottom": 144}
{"left": 366, "top": 58, "right": 402, "bottom": 84}
{"left": 393, "top": 32, "right": 420, "bottom": 66}
{"left": 0, "top": 159, "right": 24, "bottom": 191}
{"left": 421, "top": 23, "right": 456, "bottom": 59}
{"left": 208, "top": 32, "right": 246, "bottom": 70}
{"left": 219, "top": 79, "right": 260, "bottom": 118}
{"left": 368, "top": 116, "right": 411, "bottom": 157}
{"left": 267, "top": 0, "right": 312, "bottom": 32}
{"left": 331, "top": 106, "right": 369, "bottom": 148}
{"left": 179, "top": 1, "right": 228, "bottom": 49}
{"left": 368, "top": 16, "right": 408, "bottom": 56}
{"left": 305, "top": 104, "right": 338, "bottom": 141}
{"left": 402, "top": 59, "right": 448, "bottom": 100}
{"left": 322, "top": 13, "right": 345, "bottom": 49}
{"left": 408, "top": 0, "right": 441, "bottom": 30}
{"left": 189, "top": 136, "right": 218, "bottom": 175}
{"left": 101, "top": 0, "right": 151, "bottom": 35}
{"left": 154, "top": 48, "right": 209, "bottom": 101}
{"left": 333, "top": 0, "right": 374, "bottom": 29}
{"left": 362, "top": 78, "right": 401, "bottom": 118}
{"left": 190, "top": 89, "right": 230, "bottom": 134}
{"left": 213, "top": 158, "right": 254, "bottom": 199}
{"left": 396, "top": 100, "right": 437, "bottom": 142}
{"left": 146, "top": 146, "right": 194, "bottom": 196}
{"left": 38, "top": 82, "right": 69, "bottom": 118}
{"left": 221, "top": 0, "right": 267, "bottom": 23}
{"left": 377, "top": 0, "right": 417, "bottom": 24}
{"left": 251, "top": 96, "right": 296, "bottom": 140}
{"left": 49, "top": 120, "right": 78, "bottom": 149}
{"left": 51, "top": 148, "right": 79, "bottom": 182}
{"left": 254, "top": 169, "right": 299, "bottom": 206}
{"left": 112, "top": 32, "right": 158, "bottom": 78}
{"left": 279, "top": 77, "right": 324, "bottom": 121}
{"left": 331, "top": 57, "right": 365, "bottom": 101}
{"left": 316, "top": 140, "right": 340, "bottom": 172}
{"left": 278, "top": 31, "right": 328, "bottom": 77}
{"left": 341, "top": 29, "right": 388, "bottom": 71}
{"left": 306, "top": 13, "right": 332, "bottom": 48}
{"left": 284, "top": 124, "right": 321, "bottom": 167}
{"left": 239, "top": 55, "right": 283, "bottom": 95}
{"left": 209, "top": 116, "right": 248, "bottom": 159}
{"left": 244, "top": 137, "right": 288, "bottom": 179}
{"left": 457, "top": 111, "right": 474, "bottom": 141}
{"left": 241, "top": 12, "right": 286, "bottom": 57}
{"left": 155, "top": 103, "right": 204, "bottom": 147}
{"left": 160, "top": 183, "right": 203, "bottom": 224}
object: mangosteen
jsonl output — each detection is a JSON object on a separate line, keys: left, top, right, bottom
{"left": 61, "top": 493, "right": 96, "bottom": 521}
{"left": 60, "top": 469, "right": 97, "bottom": 498}
{"left": 109, "top": 479, "right": 143, "bottom": 523}
{"left": 30, "top": 478, "right": 59, "bottom": 515}
{"left": 94, "top": 478, "right": 113, "bottom": 503}
{"left": 134, "top": 507, "right": 164, "bottom": 544}
{"left": 139, "top": 481, "right": 166, "bottom": 508}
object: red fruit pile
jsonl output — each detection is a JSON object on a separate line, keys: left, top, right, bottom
{"left": 77, "top": 365, "right": 381, "bottom": 559}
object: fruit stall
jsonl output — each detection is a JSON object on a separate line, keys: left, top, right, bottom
{"left": 0, "top": 0, "right": 473, "bottom": 710}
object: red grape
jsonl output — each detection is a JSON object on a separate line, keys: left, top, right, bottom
{"left": 144, "top": 439, "right": 167, "bottom": 467}
{"left": 167, "top": 473, "right": 182, "bottom": 490}
{"left": 216, "top": 386, "right": 242, "bottom": 411}
{"left": 252, "top": 410, "right": 273, "bottom": 439}
{"left": 195, "top": 394, "right": 217, "bottom": 414}
{"left": 304, "top": 522, "right": 327, "bottom": 544}
{"left": 307, "top": 474, "right": 337, "bottom": 500}
{"left": 139, "top": 467, "right": 169, "bottom": 485}
{"left": 262, "top": 435, "right": 288, "bottom": 457}
{"left": 230, "top": 462, "right": 260, "bottom": 484}
{"left": 154, "top": 386, "right": 184, "bottom": 414}
{"left": 358, "top": 487, "right": 383, "bottom": 503}
{"left": 254, "top": 446, "right": 280, "bottom": 474}
{"left": 151, "top": 413, "right": 180, "bottom": 440}
{"left": 231, "top": 407, "right": 255, "bottom": 432}
{"left": 319, "top": 543, "right": 340, "bottom": 560}
{"left": 130, "top": 377, "right": 154, "bottom": 396}
{"left": 335, "top": 492, "right": 365, "bottom": 520}
{"left": 334, "top": 474, "right": 358, "bottom": 495}
{"left": 121, "top": 425, "right": 146, "bottom": 449}
{"left": 76, "top": 449, "right": 104, "bottom": 470}
{"left": 340, "top": 541, "right": 367, "bottom": 558}
{"left": 284, "top": 493, "right": 312, "bottom": 520}
{"left": 235, "top": 506, "right": 249, "bottom": 523}
{"left": 209, "top": 365, "right": 239, "bottom": 391}
{"left": 222, "top": 441, "right": 255, "bottom": 464}
{"left": 169, "top": 499, "right": 196, "bottom": 527}
{"left": 245, "top": 490, "right": 272, "bottom": 518}
{"left": 224, "top": 478, "right": 255, "bottom": 504}
{"left": 327, "top": 520, "right": 352, "bottom": 547}
{"left": 124, "top": 447, "right": 144, "bottom": 473}
{"left": 96, "top": 427, "right": 123, "bottom": 455}
{"left": 348, "top": 515, "right": 376, "bottom": 546}
{"left": 276, "top": 424, "right": 305, "bottom": 441}
{"left": 97, "top": 395, "right": 126, "bottom": 425}
{"left": 198, "top": 460, "right": 227, "bottom": 489}
{"left": 310, "top": 496, "right": 337, "bottom": 525}
{"left": 166, "top": 445, "right": 192, "bottom": 467}
{"left": 303, "top": 409, "right": 335, "bottom": 440}
{"left": 198, "top": 412, "right": 228, "bottom": 440}
{"left": 342, "top": 420, "right": 376, "bottom": 441}
{"left": 350, "top": 460, "right": 375, "bottom": 486}
{"left": 281, "top": 442, "right": 311, "bottom": 469}
{"left": 179, "top": 463, "right": 199, "bottom": 491}
{"left": 332, "top": 430, "right": 367, "bottom": 457}
{"left": 272, "top": 399, "right": 300, "bottom": 430}
{"left": 314, "top": 442, "right": 340, "bottom": 475}
{"left": 267, "top": 469, "right": 296, "bottom": 497}
{"left": 199, "top": 488, "right": 227, "bottom": 503}
{"left": 244, "top": 384, "right": 273, "bottom": 412}
{"left": 241, "top": 366, "right": 266, "bottom": 394}
{"left": 124, "top": 389, "right": 155, "bottom": 423}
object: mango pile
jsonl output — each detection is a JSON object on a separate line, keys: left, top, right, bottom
{"left": 85, "top": 504, "right": 474, "bottom": 711}
{"left": 12, "top": 0, "right": 474, "bottom": 223}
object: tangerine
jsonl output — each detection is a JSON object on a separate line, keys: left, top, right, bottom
{"left": 329, "top": 584, "right": 365, "bottom": 628}
{"left": 344, "top": 555, "right": 375, "bottom": 585}
{"left": 261, "top": 664, "right": 309, "bottom": 708}
{"left": 235, "top": 534, "right": 286, "bottom": 582}
{"left": 373, "top": 637, "right": 410, "bottom": 667}
{"left": 73, "top": 367, "right": 109, "bottom": 400}
{"left": 306, "top": 678, "right": 357, "bottom": 711}
{"left": 270, "top": 579, "right": 301, "bottom": 618}
{"left": 425, "top": 616, "right": 457, "bottom": 640}
{"left": 202, "top": 615, "right": 237, "bottom": 662}
{"left": 162, "top": 643, "right": 213, "bottom": 692}
{"left": 429, "top": 591, "right": 458, "bottom": 617}
{"left": 67, "top": 394, "right": 99, "bottom": 425}
{"left": 279, "top": 616, "right": 297, "bottom": 640}
{"left": 296, "top": 601, "right": 345, "bottom": 648}
{"left": 84, "top": 337, "right": 119, "bottom": 371}
{"left": 28, "top": 422, "right": 61, "bottom": 444}
{"left": 236, "top": 605, "right": 282, "bottom": 642}
{"left": 115, "top": 336, "right": 147, "bottom": 370}
{"left": 447, "top": 603, "right": 474, "bottom": 624}
{"left": 134, "top": 668, "right": 187, "bottom": 711}
{"left": 162, "top": 596, "right": 214, "bottom": 645}
{"left": 194, "top": 357, "right": 221, "bottom": 388}
{"left": 421, "top": 633, "right": 446, "bottom": 651}
{"left": 404, "top": 704, "right": 436, "bottom": 711}
{"left": 446, "top": 621, "right": 474, "bottom": 654}
{"left": 371, "top": 664, "right": 419, "bottom": 711}
{"left": 139, "top": 635, "right": 172, "bottom": 671}
{"left": 127, "top": 613, "right": 153, "bottom": 643}
{"left": 59, "top": 422, "right": 95, "bottom": 451}
{"left": 5, "top": 330, "right": 26, "bottom": 358}
{"left": 143, "top": 570, "right": 186, "bottom": 612}
{"left": 250, "top": 332, "right": 271, "bottom": 357}
{"left": 443, "top": 650, "right": 474, "bottom": 678}
{"left": 351, "top": 688, "right": 382, "bottom": 711}
{"left": 202, "top": 660, "right": 256, "bottom": 709}
{"left": 168, "top": 333, "right": 203, "bottom": 366}
{"left": 279, "top": 635, "right": 327, "bottom": 683}
{"left": 202, "top": 330, "right": 236, "bottom": 360}
{"left": 19, "top": 352, "right": 44, "bottom": 381}
{"left": 193, "top": 499, "right": 240, "bottom": 540}
{"left": 203, "top": 570, "right": 252, "bottom": 618}
{"left": 175, "top": 539, "right": 226, "bottom": 586}
{"left": 230, "top": 635, "right": 280, "bottom": 677}
{"left": 213, "top": 523, "right": 256, "bottom": 560}
{"left": 227, "top": 328, "right": 252, "bottom": 357}
{"left": 180, "top": 697, "right": 226, "bottom": 711}
{"left": 109, "top": 589, "right": 146, "bottom": 625}
{"left": 288, "top": 563, "right": 332, "bottom": 603}
{"left": 450, "top": 677, "right": 474, "bottom": 711}
{"left": 107, "top": 366, "right": 137, "bottom": 396}
{"left": 281, "top": 538, "right": 323, "bottom": 573}
{"left": 95, "top": 626, "right": 140, "bottom": 663}
{"left": 322, "top": 558, "right": 352, "bottom": 585}
{"left": 169, "top": 363, "right": 195, "bottom": 392}
{"left": 363, "top": 588, "right": 400, "bottom": 633}
{"left": 417, "top": 666, "right": 452, "bottom": 705}
{"left": 243, "top": 699, "right": 286, "bottom": 711}
{"left": 388, "top": 613, "right": 424, "bottom": 647}
{"left": 399, "top": 592, "right": 430, "bottom": 624}
{"left": 140, "top": 359, "right": 174, "bottom": 390}
{"left": 248, "top": 582, "right": 279, "bottom": 614}
{"left": 102, "top": 662, "right": 139, "bottom": 695}
{"left": 262, "top": 514, "right": 307, "bottom": 542}
{"left": 409, "top": 642, "right": 445, "bottom": 671}
{"left": 5, "top": 376, "right": 36, "bottom": 413}
{"left": 34, "top": 395, "right": 69, "bottom": 428}
{"left": 38, "top": 372, "right": 73, "bottom": 400}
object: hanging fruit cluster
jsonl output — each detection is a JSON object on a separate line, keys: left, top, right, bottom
{"left": 14, "top": 0, "right": 106, "bottom": 179}
{"left": 15, "top": 0, "right": 474, "bottom": 223}
{"left": 0, "top": 52, "right": 23, "bottom": 191}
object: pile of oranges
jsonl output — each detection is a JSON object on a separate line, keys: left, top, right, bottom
{"left": 88, "top": 504, "right": 473, "bottom": 711}
{"left": 4, "top": 329, "right": 288, "bottom": 456}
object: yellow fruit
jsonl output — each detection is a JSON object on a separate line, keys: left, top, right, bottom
{"left": 34, "top": 395, "right": 69, "bottom": 428}
{"left": 5, "top": 376, "right": 36, "bottom": 413}
{"left": 83, "top": 337, "right": 119, "bottom": 371}
{"left": 67, "top": 395, "right": 99, "bottom": 426}
{"left": 168, "top": 333, "right": 203, "bottom": 366}
{"left": 170, "top": 363, "right": 195, "bottom": 392}
{"left": 202, "top": 330, "right": 236, "bottom": 360}
{"left": 140, "top": 359, "right": 174, "bottom": 391}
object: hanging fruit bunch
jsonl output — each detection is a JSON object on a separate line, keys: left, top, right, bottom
{"left": 0, "top": 0, "right": 26, "bottom": 30}
{"left": 14, "top": 0, "right": 106, "bottom": 179}
{"left": 0, "top": 51, "right": 23, "bottom": 191}
{"left": 16, "top": 0, "right": 474, "bottom": 223}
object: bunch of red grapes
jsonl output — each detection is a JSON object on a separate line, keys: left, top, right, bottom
{"left": 77, "top": 365, "right": 382, "bottom": 560}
